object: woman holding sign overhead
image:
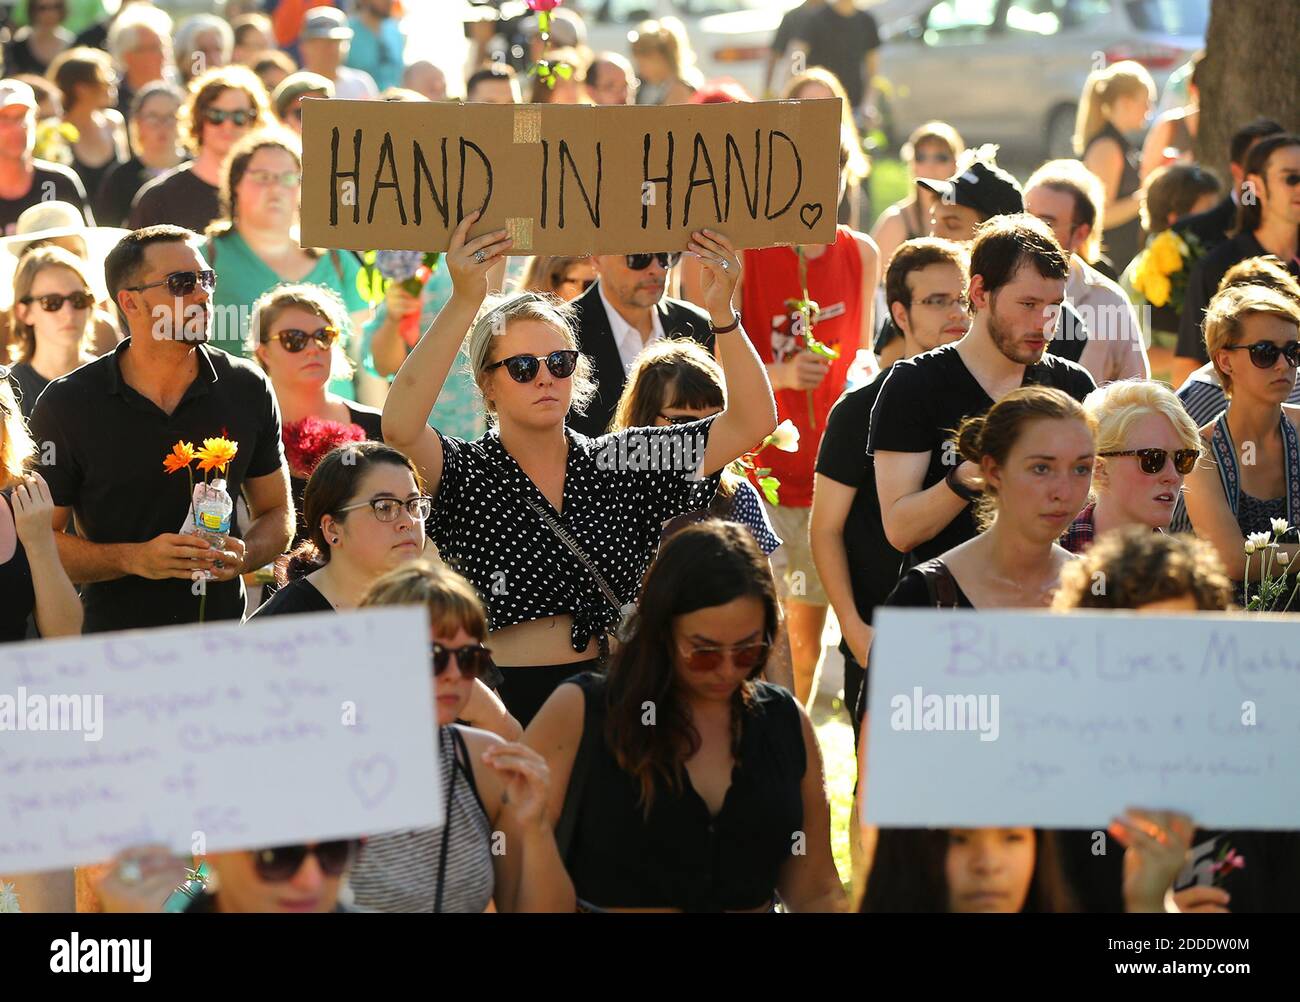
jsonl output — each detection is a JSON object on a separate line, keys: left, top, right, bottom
{"left": 382, "top": 212, "right": 777, "bottom": 726}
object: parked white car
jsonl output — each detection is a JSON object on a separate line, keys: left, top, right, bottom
{"left": 874, "top": 0, "right": 1207, "bottom": 158}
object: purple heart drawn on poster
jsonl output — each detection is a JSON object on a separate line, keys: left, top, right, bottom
{"left": 349, "top": 755, "right": 397, "bottom": 807}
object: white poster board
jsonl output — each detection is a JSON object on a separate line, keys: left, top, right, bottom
{"left": 0, "top": 608, "right": 440, "bottom": 873}
{"left": 865, "top": 609, "right": 1300, "bottom": 829}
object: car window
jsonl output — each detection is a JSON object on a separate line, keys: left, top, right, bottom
{"left": 923, "top": 0, "right": 999, "bottom": 45}
{"left": 1125, "top": 0, "right": 1209, "bottom": 35}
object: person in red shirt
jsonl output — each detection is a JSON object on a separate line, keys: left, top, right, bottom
{"left": 683, "top": 134, "right": 878, "bottom": 705}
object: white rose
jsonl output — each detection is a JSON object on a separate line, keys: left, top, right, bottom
{"left": 766, "top": 419, "right": 801, "bottom": 453}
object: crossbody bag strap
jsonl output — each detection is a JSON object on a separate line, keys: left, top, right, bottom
{"left": 918, "top": 559, "right": 959, "bottom": 608}
{"left": 434, "top": 727, "right": 462, "bottom": 914}
{"left": 521, "top": 495, "right": 625, "bottom": 616}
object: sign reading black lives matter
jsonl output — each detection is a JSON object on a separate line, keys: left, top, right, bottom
{"left": 300, "top": 98, "right": 842, "bottom": 255}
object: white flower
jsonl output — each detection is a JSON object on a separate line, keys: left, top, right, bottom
{"left": 766, "top": 419, "right": 801, "bottom": 453}
{"left": 0, "top": 881, "right": 20, "bottom": 913}
{"left": 1246, "top": 531, "right": 1272, "bottom": 550}
{"left": 1279, "top": 551, "right": 1292, "bottom": 566}
{"left": 1244, "top": 541, "right": 1256, "bottom": 555}
{"left": 1271, "top": 517, "right": 1290, "bottom": 535}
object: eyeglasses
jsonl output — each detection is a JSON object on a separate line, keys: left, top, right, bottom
{"left": 268, "top": 326, "right": 338, "bottom": 352}
{"left": 203, "top": 107, "right": 255, "bottom": 127}
{"left": 20, "top": 290, "right": 93, "bottom": 311}
{"left": 913, "top": 152, "right": 954, "bottom": 165}
{"left": 626, "top": 252, "right": 681, "bottom": 271}
{"left": 125, "top": 269, "right": 216, "bottom": 296}
{"left": 136, "top": 113, "right": 175, "bottom": 128}
{"left": 429, "top": 642, "right": 498, "bottom": 683}
{"left": 1274, "top": 171, "right": 1300, "bottom": 189}
{"left": 485, "top": 349, "right": 578, "bottom": 383}
{"left": 1099, "top": 448, "right": 1198, "bottom": 476}
{"left": 678, "top": 638, "right": 771, "bottom": 673}
{"left": 913, "top": 293, "right": 969, "bottom": 312}
{"left": 335, "top": 496, "right": 434, "bottom": 522}
{"left": 246, "top": 169, "right": 302, "bottom": 188}
{"left": 1223, "top": 340, "right": 1300, "bottom": 369}
{"left": 252, "top": 840, "right": 359, "bottom": 882}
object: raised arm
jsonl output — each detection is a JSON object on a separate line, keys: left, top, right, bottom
{"left": 691, "top": 229, "right": 778, "bottom": 476}
{"left": 381, "top": 212, "right": 511, "bottom": 496}
{"left": 11, "top": 473, "right": 82, "bottom": 638}
{"left": 875, "top": 450, "right": 977, "bottom": 554}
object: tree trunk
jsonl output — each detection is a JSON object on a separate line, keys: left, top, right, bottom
{"left": 1196, "top": 0, "right": 1300, "bottom": 184}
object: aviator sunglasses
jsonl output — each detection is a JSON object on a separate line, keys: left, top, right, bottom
{"left": 486, "top": 349, "right": 579, "bottom": 383}
{"left": 626, "top": 252, "right": 682, "bottom": 271}
{"left": 252, "top": 840, "right": 360, "bottom": 882}
{"left": 1222, "top": 340, "right": 1300, "bottom": 369}
{"left": 678, "top": 637, "right": 771, "bottom": 673}
{"left": 1099, "top": 448, "right": 1198, "bottom": 476}
{"left": 125, "top": 269, "right": 216, "bottom": 297}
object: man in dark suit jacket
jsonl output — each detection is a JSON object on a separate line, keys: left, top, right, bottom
{"left": 567, "top": 252, "right": 715, "bottom": 437}
{"left": 1172, "top": 118, "right": 1284, "bottom": 254}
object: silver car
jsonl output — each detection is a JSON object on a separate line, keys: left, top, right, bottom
{"left": 875, "top": 0, "right": 1207, "bottom": 158}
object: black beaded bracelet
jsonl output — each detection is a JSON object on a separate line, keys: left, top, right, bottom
{"left": 710, "top": 311, "right": 742, "bottom": 334}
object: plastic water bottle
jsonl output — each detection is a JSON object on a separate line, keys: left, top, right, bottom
{"left": 192, "top": 479, "right": 233, "bottom": 551}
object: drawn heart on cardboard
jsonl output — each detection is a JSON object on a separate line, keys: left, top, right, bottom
{"left": 348, "top": 754, "right": 397, "bottom": 807}
{"left": 799, "top": 203, "right": 824, "bottom": 229}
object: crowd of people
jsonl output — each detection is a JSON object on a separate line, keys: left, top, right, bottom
{"left": 1, "top": 0, "right": 1298, "bottom": 915}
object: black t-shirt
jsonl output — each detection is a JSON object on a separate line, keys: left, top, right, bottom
{"left": 794, "top": 6, "right": 881, "bottom": 108}
{"left": 6, "top": 361, "right": 49, "bottom": 420}
{"left": 95, "top": 155, "right": 192, "bottom": 229}
{"left": 880, "top": 561, "right": 974, "bottom": 609}
{"left": 867, "top": 343, "right": 1096, "bottom": 565}
{"left": 772, "top": 2, "right": 818, "bottom": 54}
{"left": 248, "top": 576, "right": 333, "bottom": 619}
{"left": 814, "top": 368, "right": 900, "bottom": 621}
{"left": 1175, "top": 230, "right": 1300, "bottom": 363}
{"left": 29, "top": 339, "right": 285, "bottom": 633}
{"left": 128, "top": 163, "right": 221, "bottom": 234}
{"left": 0, "top": 161, "right": 92, "bottom": 235}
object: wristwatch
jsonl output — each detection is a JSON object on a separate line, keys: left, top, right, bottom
{"left": 710, "top": 311, "right": 742, "bottom": 334}
{"left": 945, "top": 465, "right": 981, "bottom": 503}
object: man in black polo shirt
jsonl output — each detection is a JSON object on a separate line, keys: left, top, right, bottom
{"left": 811, "top": 237, "right": 969, "bottom": 731}
{"left": 29, "top": 225, "right": 292, "bottom": 632}
{"left": 1175, "top": 132, "right": 1300, "bottom": 380}
{"left": 869, "top": 214, "right": 1096, "bottom": 568}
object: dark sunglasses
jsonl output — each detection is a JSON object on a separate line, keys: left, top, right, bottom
{"left": 679, "top": 638, "right": 770, "bottom": 674}
{"left": 20, "top": 290, "right": 93, "bottom": 311}
{"left": 561, "top": 276, "right": 594, "bottom": 292}
{"left": 626, "top": 252, "right": 681, "bottom": 271}
{"left": 1276, "top": 171, "right": 1300, "bottom": 188}
{"left": 204, "top": 107, "right": 255, "bottom": 127}
{"left": 430, "top": 642, "right": 499, "bottom": 685}
{"left": 486, "top": 349, "right": 578, "bottom": 383}
{"left": 659, "top": 413, "right": 704, "bottom": 425}
{"left": 1099, "top": 448, "right": 1198, "bottom": 476}
{"left": 1223, "top": 340, "right": 1300, "bottom": 369}
{"left": 253, "top": 840, "right": 359, "bottom": 882}
{"left": 125, "top": 269, "right": 216, "bottom": 297}
{"left": 269, "top": 326, "right": 338, "bottom": 352}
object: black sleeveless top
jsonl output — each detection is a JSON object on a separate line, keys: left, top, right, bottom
{"left": 563, "top": 671, "right": 805, "bottom": 911}
{"left": 1086, "top": 121, "right": 1143, "bottom": 271}
{"left": 0, "top": 489, "right": 36, "bottom": 642}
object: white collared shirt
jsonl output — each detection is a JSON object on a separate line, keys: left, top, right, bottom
{"left": 599, "top": 282, "right": 665, "bottom": 373}
{"left": 1066, "top": 255, "right": 1150, "bottom": 384}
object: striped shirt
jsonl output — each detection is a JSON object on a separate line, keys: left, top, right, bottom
{"left": 348, "top": 726, "right": 495, "bottom": 913}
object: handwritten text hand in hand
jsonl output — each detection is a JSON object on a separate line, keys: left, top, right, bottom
{"left": 688, "top": 229, "right": 741, "bottom": 324}
{"left": 482, "top": 742, "right": 552, "bottom": 831}
{"left": 446, "top": 211, "right": 511, "bottom": 306}
{"left": 1112, "top": 808, "right": 1194, "bottom": 913}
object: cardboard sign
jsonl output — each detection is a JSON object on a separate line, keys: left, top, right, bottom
{"left": 300, "top": 98, "right": 842, "bottom": 255}
{"left": 865, "top": 610, "right": 1300, "bottom": 830}
{"left": 0, "top": 608, "right": 440, "bottom": 874}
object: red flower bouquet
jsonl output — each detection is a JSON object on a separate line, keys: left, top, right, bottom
{"left": 283, "top": 417, "right": 367, "bottom": 479}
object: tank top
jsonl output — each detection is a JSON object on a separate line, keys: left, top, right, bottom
{"left": 563, "top": 671, "right": 806, "bottom": 912}
{"left": 0, "top": 489, "right": 35, "bottom": 642}
{"left": 1086, "top": 121, "right": 1143, "bottom": 271}
{"left": 348, "top": 726, "right": 495, "bottom": 913}
{"left": 740, "top": 226, "right": 864, "bottom": 506}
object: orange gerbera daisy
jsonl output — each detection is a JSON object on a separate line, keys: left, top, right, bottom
{"left": 195, "top": 437, "right": 239, "bottom": 475}
{"left": 163, "top": 441, "right": 196, "bottom": 474}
